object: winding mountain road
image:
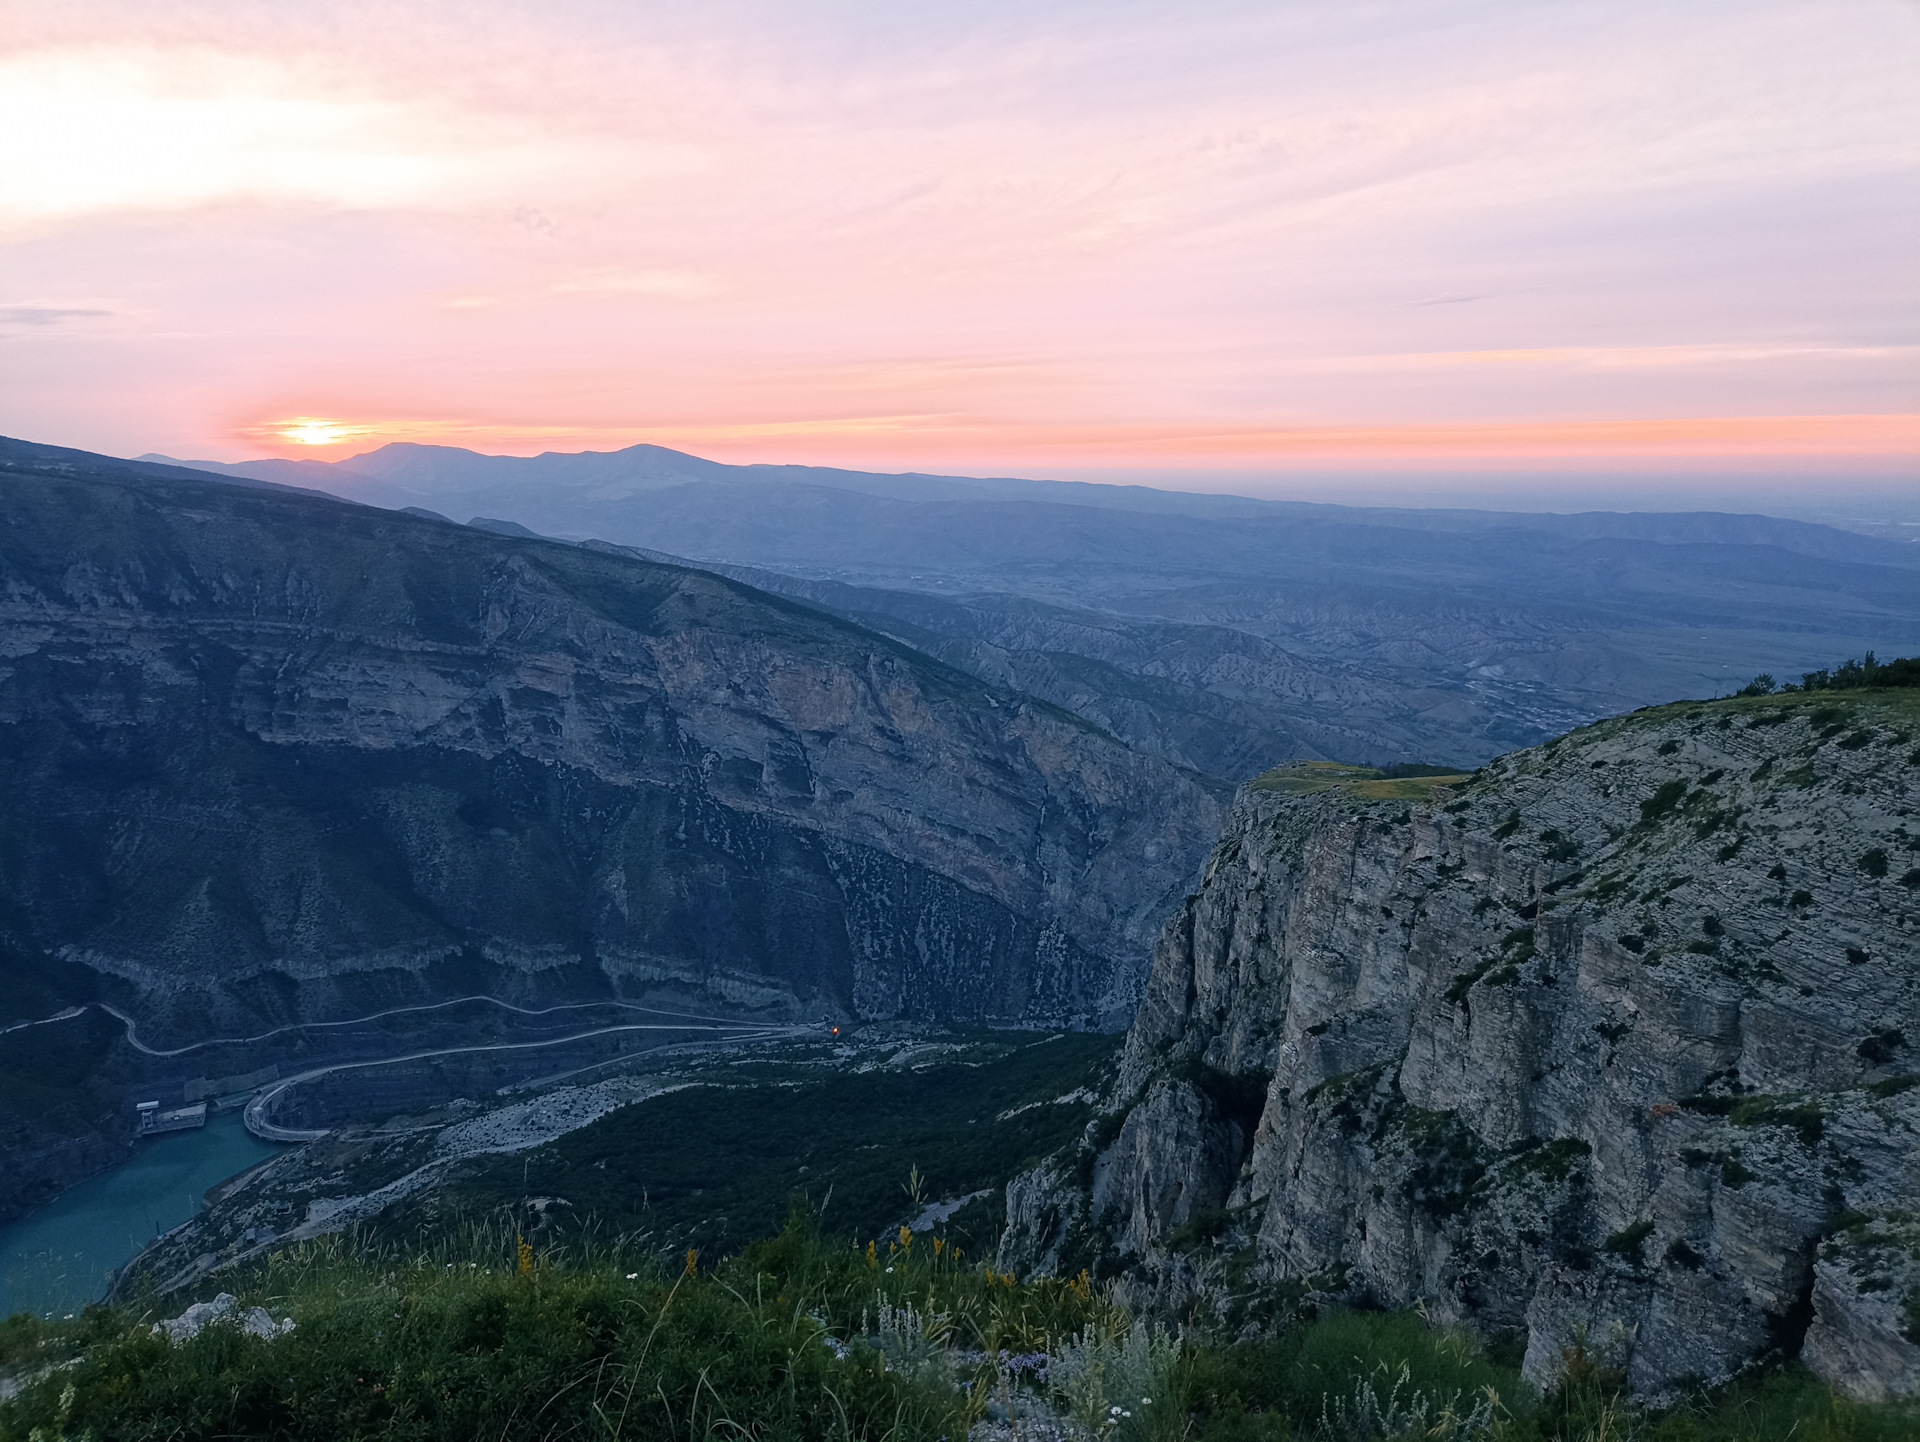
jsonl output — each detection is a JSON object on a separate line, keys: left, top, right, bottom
{"left": 2, "top": 999, "right": 808, "bottom": 1142}
{"left": 242, "top": 1017, "right": 805, "bottom": 1142}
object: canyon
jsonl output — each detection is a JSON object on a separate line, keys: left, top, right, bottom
{"left": 0, "top": 439, "right": 1220, "bottom": 1219}
{"left": 6, "top": 435, "right": 1918, "bottom": 1407}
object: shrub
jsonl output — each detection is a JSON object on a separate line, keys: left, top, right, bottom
{"left": 1318, "top": 1360, "right": 1494, "bottom": 1441}
{"left": 1603, "top": 1220, "right": 1656, "bottom": 1258}
{"left": 1730, "top": 1097, "right": 1825, "bottom": 1147}
{"left": 1048, "top": 1317, "right": 1184, "bottom": 1441}
{"left": 1192, "top": 1308, "right": 1509, "bottom": 1431}
{"left": 1639, "top": 781, "right": 1689, "bottom": 825}
{"left": 1796, "top": 652, "right": 1920, "bottom": 691}
{"left": 1857, "top": 1030, "right": 1906, "bottom": 1067}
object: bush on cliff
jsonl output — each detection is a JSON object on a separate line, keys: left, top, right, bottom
{"left": 1741, "top": 652, "right": 1920, "bottom": 696}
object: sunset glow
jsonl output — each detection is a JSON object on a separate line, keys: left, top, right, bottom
{"left": 1, "top": 1, "right": 1914, "bottom": 486}
{"left": 275, "top": 417, "right": 368, "bottom": 448}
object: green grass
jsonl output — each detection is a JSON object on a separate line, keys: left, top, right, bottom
{"left": 1182, "top": 1314, "right": 1916, "bottom": 1442}
{"left": 1186, "top": 1305, "right": 1513, "bottom": 1436}
{"left": 1248, "top": 761, "right": 1470, "bottom": 801}
{"left": 0, "top": 1208, "right": 1101, "bottom": 1441}
{"left": 4, "top": 1215, "right": 1914, "bottom": 1442}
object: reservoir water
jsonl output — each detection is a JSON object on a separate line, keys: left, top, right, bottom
{"left": 0, "top": 1112, "right": 282, "bottom": 1318}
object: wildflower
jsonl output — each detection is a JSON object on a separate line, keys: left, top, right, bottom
{"left": 933, "top": 1237, "right": 945, "bottom": 1258}
{"left": 866, "top": 1240, "right": 878, "bottom": 1268}
{"left": 626, "top": 1273, "right": 638, "bottom": 1281}
{"left": 516, "top": 1238, "right": 533, "bottom": 1276}
{"left": 885, "top": 1266, "right": 895, "bottom": 1274}
{"left": 899, "top": 1225, "right": 913, "bottom": 1249}
{"left": 684, "top": 1248, "right": 699, "bottom": 1277}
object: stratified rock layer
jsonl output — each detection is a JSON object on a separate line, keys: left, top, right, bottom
{"left": 0, "top": 454, "right": 1222, "bottom": 1045}
{"left": 1004, "top": 691, "right": 1920, "bottom": 1401}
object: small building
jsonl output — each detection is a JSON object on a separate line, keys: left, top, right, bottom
{"left": 136, "top": 1100, "right": 208, "bottom": 1135}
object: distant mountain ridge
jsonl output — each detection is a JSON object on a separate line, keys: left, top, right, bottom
{"left": 137, "top": 440, "right": 1920, "bottom": 780}
{"left": 148, "top": 440, "right": 1920, "bottom": 562}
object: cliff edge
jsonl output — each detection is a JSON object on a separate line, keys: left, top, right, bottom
{"left": 1002, "top": 688, "right": 1919, "bottom": 1402}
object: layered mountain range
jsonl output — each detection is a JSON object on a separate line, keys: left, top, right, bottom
{"left": 1002, "top": 686, "right": 1920, "bottom": 1401}
{"left": 0, "top": 438, "right": 1221, "bottom": 1217}
{"left": 153, "top": 442, "right": 1920, "bottom": 779}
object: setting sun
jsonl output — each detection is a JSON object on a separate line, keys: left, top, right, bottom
{"left": 278, "top": 417, "right": 357, "bottom": 447}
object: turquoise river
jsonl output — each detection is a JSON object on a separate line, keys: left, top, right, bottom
{"left": 0, "top": 1113, "right": 282, "bottom": 1319}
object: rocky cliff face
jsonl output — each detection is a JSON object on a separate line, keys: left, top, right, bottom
{"left": 1002, "top": 690, "right": 1920, "bottom": 1402}
{"left": 0, "top": 447, "right": 1223, "bottom": 1220}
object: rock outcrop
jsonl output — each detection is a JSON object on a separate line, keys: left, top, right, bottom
{"left": 1003, "top": 691, "right": 1920, "bottom": 1401}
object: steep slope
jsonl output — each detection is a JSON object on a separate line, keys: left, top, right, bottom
{"left": 1001, "top": 689, "right": 1920, "bottom": 1402}
{"left": 0, "top": 444, "right": 1223, "bottom": 1210}
{"left": 583, "top": 544, "right": 1503, "bottom": 776}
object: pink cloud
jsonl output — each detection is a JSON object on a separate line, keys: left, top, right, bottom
{"left": 1, "top": 1, "right": 1914, "bottom": 477}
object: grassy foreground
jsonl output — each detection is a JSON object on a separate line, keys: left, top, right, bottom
{"left": 3, "top": 1209, "right": 1914, "bottom": 1441}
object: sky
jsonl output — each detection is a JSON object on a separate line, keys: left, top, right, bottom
{"left": 2, "top": 0, "right": 1916, "bottom": 498}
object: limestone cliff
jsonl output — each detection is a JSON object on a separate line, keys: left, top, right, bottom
{"left": 1002, "top": 690, "right": 1920, "bottom": 1401}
